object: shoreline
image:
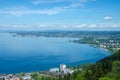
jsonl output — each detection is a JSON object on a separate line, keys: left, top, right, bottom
{"left": 88, "top": 44, "right": 112, "bottom": 53}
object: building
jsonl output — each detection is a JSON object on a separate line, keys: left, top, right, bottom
{"left": 22, "top": 73, "right": 31, "bottom": 80}
{"left": 9, "top": 76, "right": 20, "bottom": 80}
{"left": 0, "top": 74, "right": 20, "bottom": 80}
{"left": 60, "top": 64, "right": 66, "bottom": 71}
{"left": 62, "top": 68, "right": 74, "bottom": 74}
{"left": 0, "top": 75, "right": 6, "bottom": 80}
{"left": 60, "top": 64, "right": 74, "bottom": 74}
{"left": 49, "top": 68, "right": 59, "bottom": 72}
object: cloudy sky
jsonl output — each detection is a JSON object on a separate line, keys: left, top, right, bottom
{"left": 0, "top": 0, "right": 120, "bottom": 30}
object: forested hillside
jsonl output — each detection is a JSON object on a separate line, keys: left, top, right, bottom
{"left": 31, "top": 50, "right": 120, "bottom": 80}
{"left": 58, "top": 50, "right": 120, "bottom": 80}
{"left": 84, "top": 49, "right": 120, "bottom": 80}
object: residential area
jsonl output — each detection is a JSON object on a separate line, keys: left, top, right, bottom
{"left": 0, "top": 64, "right": 75, "bottom": 80}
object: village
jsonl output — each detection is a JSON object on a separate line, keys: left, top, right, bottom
{"left": 0, "top": 64, "right": 75, "bottom": 80}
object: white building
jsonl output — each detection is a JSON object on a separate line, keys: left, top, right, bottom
{"left": 60, "top": 64, "right": 74, "bottom": 74}
{"left": 60, "top": 64, "right": 66, "bottom": 71}
{"left": 48, "top": 64, "right": 74, "bottom": 74}
{"left": 49, "top": 68, "right": 59, "bottom": 72}
{"left": 0, "top": 74, "right": 20, "bottom": 80}
{"left": 62, "top": 68, "right": 74, "bottom": 74}
{"left": 22, "top": 73, "right": 31, "bottom": 80}
{"left": 22, "top": 76, "right": 31, "bottom": 80}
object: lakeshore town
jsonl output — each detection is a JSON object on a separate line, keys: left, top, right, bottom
{"left": 0, "top": 64, "right": 76, "bottom": 80}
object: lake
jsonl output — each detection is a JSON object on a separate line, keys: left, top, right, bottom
{"left": 0, "top": 33, "right": 111, "bottom": 74}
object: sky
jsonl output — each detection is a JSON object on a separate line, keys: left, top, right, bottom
{"left": 0, "top": 0, "right": 120, "bottom": 31}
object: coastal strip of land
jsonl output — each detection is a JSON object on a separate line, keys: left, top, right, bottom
{"left": 10, "top": 31, "right": 120, "bottom": 52}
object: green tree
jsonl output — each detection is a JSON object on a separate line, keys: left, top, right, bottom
{"left": 112, "top": 61, "right": 120, "bottom": 72}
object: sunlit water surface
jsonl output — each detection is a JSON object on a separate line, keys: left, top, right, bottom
{"left": 0, "top": 33, "right": 110, "bottom": 73}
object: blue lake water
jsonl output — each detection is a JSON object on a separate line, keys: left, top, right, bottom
{"left": 0, "top": 33, "right": 111, "bottom": 74}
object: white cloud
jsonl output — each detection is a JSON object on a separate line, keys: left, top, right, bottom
{"left": 89, "top": 23, "right": 120, "bottom": 28}
{"left": 12, "top": 24, "right": 29, "bottom": 28}
{"left": 32, "top": 0, "right": 96, "bottom": 5}
{"left": 31, "top": 0, "right": 96, "bottom": 11}
{"left": 0, "top": 3, "right": 82, "bottom": 16}
{"left": 32, "top": 0, "right": 65, "bottom": 5}
{"left": 0, "top": 7, "right": 62, "bottom": 16}
{"left": 36, "top": 24, "right": 47, "bottom": 28}
{"left": 1, "top": 22, "right": 120, "bottom": 31}
{"left": 0, "top": 0, "right": 96, "bottom": 16}
{"left": 89, "top": 24, "right": 97, "bottom": 27}
{"left": 104, "top": 16, "right": 112, "bottom": 20}
{"left": 70, "top": 3, "right": 83, "bottom": 8}
{"left": 75, "top": 24, "right": 87, "bottom": 28}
